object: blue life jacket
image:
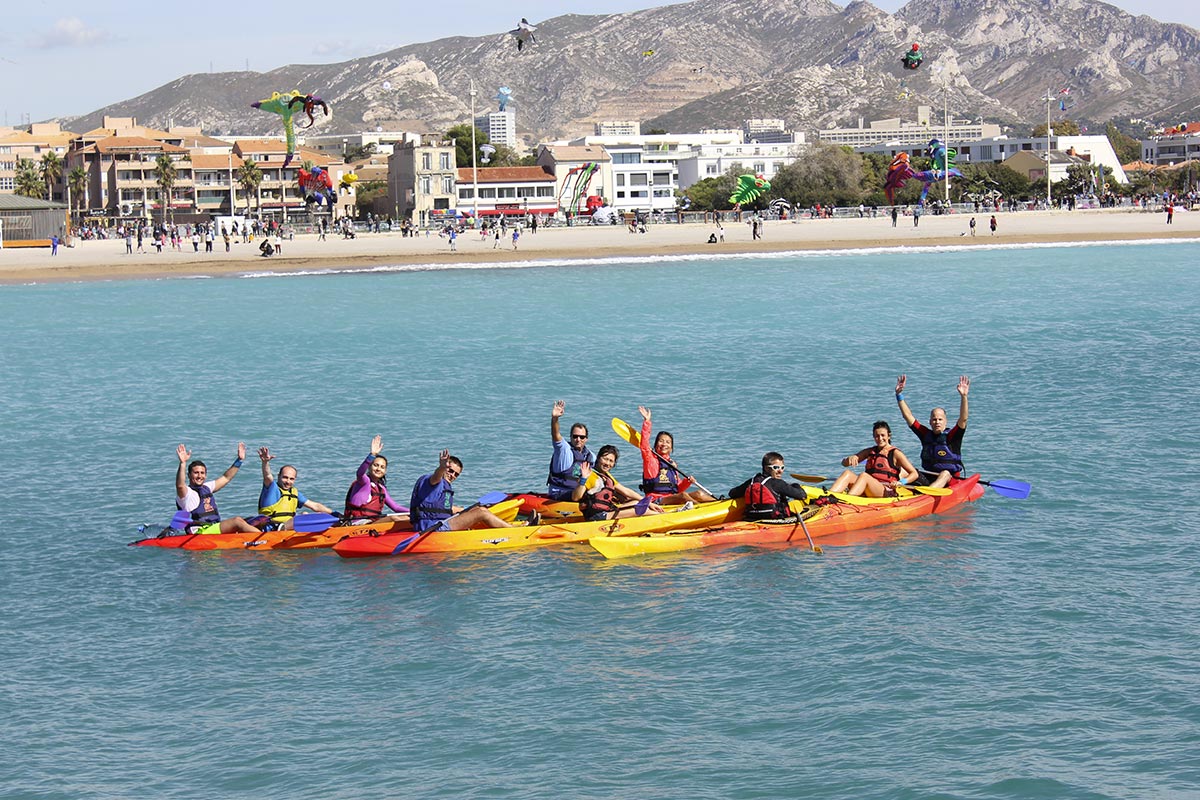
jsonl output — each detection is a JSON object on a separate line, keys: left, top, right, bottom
{"left": 921, "top": 430, "right": 964, "bottom": 476}
{"left": 547, "top": 445, "right": 594, "bottom": 498}
{"left": 188, "top": 482, "right": 221, "bottom": 524}
{"left": 640, "top": 460, "right": 682, "bottom": 495}
{"left": 411, "top": 478, "right": 454, "bottom": 531}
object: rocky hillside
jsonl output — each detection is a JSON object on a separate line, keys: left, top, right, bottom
{"left": 59, "top": 0, "right": 1200, "bottom": 143}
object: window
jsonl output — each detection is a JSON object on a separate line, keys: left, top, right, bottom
{"left": 616, "top": 191, "right": 626, "bottom": 198}
{"left": 653, "top": 172, "right": 671, "bottom": 185}
{"left": 536, "top": 187, "right": 554, "bottom": 197}
{"left": 706, "top": 165, "right": 718, "bottom": 175}
{"left": 440, "top": 153, "right": 452, "bottom": 170}
{"left": 517, "top": 186, "right": 536, "bottom": 198}
{"left": 480, "top": 188, "right": 496, "bottom": 198}
{"left": 459, "top": 188, "right": 474, "bottom": 199}
{"left": 0, "top": 177, "right": 13, "bottom": 190}
{"left": 753, "top": 163, "right": 765, "bottom": 174}
{"left": 630, "top": 190, "right": 648, "bottom": 198}
{"left": 497, "top": 187, "right": 516, "bottom": 198}
{"left": 979, "top": 146, "right": 993, "bottom": 161}
{"left": 433, "top": 198, "right": 449, "bottom": 210}
{"left": 442, "top": 176, "right": 453, "bottom": 194}
{"left": 420, "top": 176, "right": 431, "bottom": 194}
{"left": 422, "top": 153, "right": 432, "bottom": 170}
{"left": 612, "top": 152, "right": 641, "bottom": 164}
{"left": 616, "top": 174, "right": 626, "bottom": 186}
{"left": 629, "top": 174, "right": 648, "bottom": 186}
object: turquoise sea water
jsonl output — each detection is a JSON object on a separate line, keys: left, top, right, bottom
{"left": 2, "top": 241, "right": 1198, "bottom": 799}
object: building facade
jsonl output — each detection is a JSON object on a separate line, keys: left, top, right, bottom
{"left": 1141, "top": 124, "right": 1200, "bottom": 167}
{"left": 819, "top": 107, "right": 1002, "bottom": 147}
{"left": 389, "top": 138, "right": 458, "bottom": 225}
{"left": 455, "top": 166, "right": 557, "bottom": 218}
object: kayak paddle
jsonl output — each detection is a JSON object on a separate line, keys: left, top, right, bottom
{"left": 292, "top": 512, "right": 347, "bottom": 533}
{"left": 610, "top": 417, "right": 715, "bottom": 498}
{"left": 790, "top": 472, "right": 832, "bottom": 483}
{"left": 920, "top": 471, "right": 1031, "bottom": 499}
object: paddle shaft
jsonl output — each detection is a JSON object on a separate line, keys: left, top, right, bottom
{"left": 612, "top": 417, "right": 714, "bottom": 498}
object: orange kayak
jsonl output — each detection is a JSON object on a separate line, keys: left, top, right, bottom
{"left": 589, "top": 475, "right": 984, "bottom": 558}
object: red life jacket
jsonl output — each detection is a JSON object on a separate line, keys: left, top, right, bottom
{"left": 745, "top": 474, "right": 790, "bottom": 520}
{"left": 864, "top": 447, "right": 901, "bottom": 484}
{"left": 345, "top": 481, "right": 386, "bottom": 519}
{"left": 580, "top": 471, "right": 619, "bottom": 520}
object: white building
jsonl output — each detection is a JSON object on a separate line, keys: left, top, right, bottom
{"left": 1141, "top": 123, "right": 1200, "bottom": 166}
{"left": 301, "top": 130, "right": 417, "bottom": 157}
{"left": 455, "top": 166, "right": 557, "bottom": 219}
{"left": 482, "top": 111, "right": 518, "bottom": 149}
{"left": 595, "top": 121, "right": 641, "bottom": 136}
{"left": 675, "top": 140, "right": 807, "bottom": 189}
{"left": 820, "top": 107, "right": 1001, "bottom": 147}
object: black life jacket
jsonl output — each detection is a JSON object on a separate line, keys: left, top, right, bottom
{"left": 921, "top": 430, "right": 964, "bottom": 476}
{"left": 640, "top": 459, "right": 682, "bottom": 495}
{"left": 580, "top": 470, "right": 619, "bottom": 520}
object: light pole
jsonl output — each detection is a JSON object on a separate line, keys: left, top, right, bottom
{"left": 469, "top": 80, "right": 479, "bottom": 224}
{"left": 1043, "top": 88, "right": 1053, "bottom": 207}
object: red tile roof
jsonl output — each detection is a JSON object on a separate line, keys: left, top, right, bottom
{"left": 456, "top": 166, "right": 555, "bottom": 183}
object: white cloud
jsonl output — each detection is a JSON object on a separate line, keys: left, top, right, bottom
{"left": 32, "top": 18, "right": 111, "bottom": 50}
{"left": 312, "top": 39, "right": 358, "bottom": 57}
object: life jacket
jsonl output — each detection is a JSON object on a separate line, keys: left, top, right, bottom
{"left": 187, "top": 482, "right": 221, "bottom": 524}
{"left": 345, "top": 480, "right": 386, "bottom": 520}
{"left": 744, "top": 474, "right": 791, "bottom": 520}
{"left": 921, "top": 430, "right": 964, "bottom": 476}
{"left": 412, "top": 480, "right": 454, "bottom": 530}
{"left": 640, "top": 459, "right": 682, "bottom": 495}
{"left": 260, "top": 485, "right": 300, "bottom": 523}
{"left": 580, "top": 470, "right": 619, "bottom": 520}
{"left": 547, "top": 445, "right": 594, "bottom": 496}
{"left": 864, "top": 447, "right": 901, "bottom": 484}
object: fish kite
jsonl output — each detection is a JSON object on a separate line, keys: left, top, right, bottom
{"left": 495, "top": 86, "right": 514, "bottom": 111}
{"left": 729, "top": 174, "right": 770, "bottom": 206}
{"left": 251, "top": 90, "right": 330, "bottom": 168}
{"left": 902, "top": 43, "right": 923, "bottom": 70}
{"left": 511, "top": 18, "right": 537, "bottom": 52}
{"left": 298, "top": 165, "right": 335, "bottom": 207}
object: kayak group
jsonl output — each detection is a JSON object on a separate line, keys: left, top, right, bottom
{"left": 165, "top": 376, "right": 972, "bottom": 539}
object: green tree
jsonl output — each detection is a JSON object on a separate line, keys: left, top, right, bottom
{"left": 680, "top": 167, "right": 742, "bottom": 211}
{"left": 445, "top": 124, "right": 490, "bottom": 168}
{"left": 15, "top": 157, "right": 46, "bottom": 198}
{"left": 1105, "top": 122, "right": 1141, "bottom": 165}
{"left": 643, "top": 127, "right": 667, "bottom": 135}
{"left": 152, "top": 153, "right": 179, "bottom": 225}
{"left": 237, "top": 158, "right": 263, "bottom": 215}
{"left": 68, "top": 165, "right": 88, "bottom": 218}
{"left": 41, "top": 151, "right": 63, "bottom": 202}
{"left": 354, "top": 180, "right": 387, "bottom": 215}
{"left": 769, "top": 144, "right": 864, "bottom": 209}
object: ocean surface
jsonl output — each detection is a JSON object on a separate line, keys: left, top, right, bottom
{"left": 2, "top": 240, "right": 1198, "bottom": 799}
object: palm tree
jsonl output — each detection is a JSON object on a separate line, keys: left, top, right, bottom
{"left": 153, "top": 153, "right": 178, "bottom": 225}
{"left": 41, "top": 151, "right": 63, "bottom": 202}
{"left": 67, "top": 165, "right": 88, "bottom": 225}
{"left": 14, "top": 157, "right": 46, "bottom": 198}
{"left": 238, "top": 158, "right": 263, "bottom": 216}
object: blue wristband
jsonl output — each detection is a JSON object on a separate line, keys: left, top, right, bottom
{"left": 896, "top": 393, "right": 904, "bottom": 402}
{"left": 232, "top": 458, "right": 243, "bottom": 468}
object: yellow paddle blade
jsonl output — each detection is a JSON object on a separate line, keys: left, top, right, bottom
{"left": 790, "top": 472, "right": 831, "bottom": 483}
{"left": 610, "top": 417, "right": 642, "bottom": 447}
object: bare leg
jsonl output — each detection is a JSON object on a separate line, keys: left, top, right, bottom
{"left": 927, "top": 470, "right": 952, "bottom": 489}
{"left": 829, "top": 469, "right": 858, "bottom": 494}
{"left": 220, "top": 516, "right": 262, "bottom": 533}
{"left": 447, "top": 507, "right": 511, "bottom": 531}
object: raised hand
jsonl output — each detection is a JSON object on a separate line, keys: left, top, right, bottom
{"left": 895, "top": 374, "right": 907, "bottom": 394}
{"left": 957, "top": 375, "right": 970, "bottom": 397}
{"left": 439, "top": 449, "right": 451, "bottom": 468}
{"left": 236, "top": 441, "right": 246, "bottom": 460}
{"left": 638, "top": 405, "right": 652, "bottom": 422}
{"left": 579, "top": 461, "right": 592, "bottom": 480}
{"left": 370, "top": 435, "right": 383, "bottom": 456}
{"left": 551, "top": 400, "right": 565, "bottom": 419}
{"left": 176, "top": 443, "right": 191, "bottom": 463}
{"left": 258, "top": 446, "right": 274, "bottom": 463}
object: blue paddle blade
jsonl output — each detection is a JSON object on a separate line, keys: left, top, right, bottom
{"left": 293, "top": 513, "right": 342, "bottom": 533}
{"left": 986, "top": 479, "right": 1031, "bottom": 499}
{"left": 634, "top": 495, "right": 652, "bottom": 516}
{"left": 169, "top": 510, "right": 191, "bottom": 529}
{"left": 477, "top": 491, "right": 509, "bottom": 507}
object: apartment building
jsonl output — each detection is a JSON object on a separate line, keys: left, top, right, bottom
{"left": 455, "top": 166, "right": 556, "bottom": 218}
{"left": 389, "top": 138, "right": 458, "bottom": 225}
{"left": 0, "top": 122, "right": 77, "bottom": 200}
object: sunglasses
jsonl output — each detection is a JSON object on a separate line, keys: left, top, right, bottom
{"left": 768, "top": 464, "right": 786, "bottom": 471}
{"left": 446, "top": 468, "right": 461, "bottom": 478}
{"left": 569, "top": 434, "right": 588, "bottom": 440}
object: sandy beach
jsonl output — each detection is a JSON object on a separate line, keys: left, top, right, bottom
{"left": 1, "top": 208, "right": 1196, "bottom": 284}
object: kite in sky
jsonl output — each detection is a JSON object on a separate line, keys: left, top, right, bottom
{"left": 512, "top": 18, "right": 537, "bottom": 52}
{"left": 251, "top": 90, "right": 330, "bottom": 168}
{"left": 902, "top": 43, "right": 923, "bottom": 70}
{"left": 729, "top": 174, "right": 770, "bottom": 206}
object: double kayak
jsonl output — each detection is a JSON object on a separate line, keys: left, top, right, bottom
{"left": 130, "top": 498, "right": 523, "bottom": 551}
{"left": 589, "top": 475, "right": 984, "bottom": 559}
{"left": 332, "top": 498, "right": 742, "bottom": 557}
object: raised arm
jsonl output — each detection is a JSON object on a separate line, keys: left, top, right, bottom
{"left": 211, "top": 441, "right": 245, "bottom": 492}
{"left": 638, "top": 405, "right": 660, "bottom": 478}
{"left": 955, "top": 375, "right": 969, "bottom": 430}
{"left": 571, "top": 461, "right": 593, "bottom": 502}
{"left": 259, "top": 446, "right": 275, "bottom": 487}
{"left": 551, "top": 400, "right": 565, "bottom": 443}
{"left": 429, "top": 449, "right": 451, "bottom": 487}
{"left": 895, "top": 374, "right": 917, "bottom": 427}
{"left": 175, "top": 443, "right": 191, "bottom": 499}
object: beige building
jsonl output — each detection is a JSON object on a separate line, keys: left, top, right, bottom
{"left": 535, "top": 144, "right": 612, "bottom": 216}
{"left": 0, "top": 122, "right": 77, "bottom": 201}
{"left": 388, "top": 138, "right": 458, "bottom": 225}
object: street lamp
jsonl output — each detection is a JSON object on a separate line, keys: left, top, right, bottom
{"left": 1043, "top": 88, "right": 1054, "bottom": 207}
{"left": 469, "top": 80, "right": 479, "bottom": 224}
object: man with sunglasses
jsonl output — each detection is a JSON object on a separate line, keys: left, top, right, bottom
{"left": 547, "top": 400, "right": 595, "bottom": 501}
{"left": 410, "top": 449, "right": 534, "bottom": 532}
{"left": 729, "top": 452, "right": 812, "bottom": 521}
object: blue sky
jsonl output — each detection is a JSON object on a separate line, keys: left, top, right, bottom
{"left": 3, "top": 0, "right": 1196, "bottom": 126}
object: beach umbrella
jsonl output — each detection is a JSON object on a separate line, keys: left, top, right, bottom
{"left": 770, "top": 198, "right": 792, "bottom": 213}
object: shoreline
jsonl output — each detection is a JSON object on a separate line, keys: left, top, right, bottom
{"left": 1, "top": 208, "right": 1196, "bottom": 285}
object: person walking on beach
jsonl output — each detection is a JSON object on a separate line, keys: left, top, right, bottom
{"left": 223, "top": 229, "right": 231, "bottom": 252}
{"left": 51, "top": 234, "right": 59, "bottom": 256}
{"left": 913, "top": 206, "right": 921, "bottom": 228}
{"left": 191, "top": 231, "right": 200, "bottom": 252}
{"left": 448, "top": 228, "right": 457, "bottom": 251}
{"left": 1166, "top": 202, "right": 1174, "bottom": 224}
{"left": 125, "top": 231, "right": 133, "bottom": 254}
{"left": 969, "top": 217, "right": 977, "bottom": 237}
{"left": 891, "top": 207, "right": 899, "bottom": 227}
{"left": 493, "top": 226, "right": 501, "bottom": 249}
{"left": 136, "top": 226, "right": 145, "bottom": 253}
{"left": 512, "top": 227, "right": 520, "bottom": 250}
{"left": 989, "top": 215, "right": 997, "bottom": 235}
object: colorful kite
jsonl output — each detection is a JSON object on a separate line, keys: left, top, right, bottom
{"left": 339, "top": 172, "right": 358, "bottom": 195}
{"left": 298, "top": 165, "right": 335, "bottom": 207}
{"left": 911, "top": 138, "right": 963, "bottom": 205}
{"left": 902, "top": 43, "right": 923, "bottom": 70}
{"left": 479, "top": 144, "right": 496, "bottom": 164}
{"left": 729, "top": 174, "right": 770, "bottom": 206}
{"left": 884, "top": 152, "right": 916, "bottom": 204}
{"left": 557, "top": 162, "right": 600, "bottom": 213}
{"left": 251, "top": 90, "right": 330, "bottom": 168}
{"left": 495, "top": 86, "right": 514, "bottom": 111}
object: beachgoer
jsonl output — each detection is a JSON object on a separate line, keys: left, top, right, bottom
{"left": 728, "top": 452, "right": 812, "bottom": 521}
{"left": 512, "top": 228, "right": 520, "bottom": 250}
{"left": 891, "top": 207, "right": 899, "bottom": 227}
{"left": 344, "top": 435, "right": 408, "bottom": 523}
{"left": 913, "top": 205, "right": 922, "bottom": 228}
{"left": 989, "top": 215, "right": 997, "bottom": 235}
{"left": 175, "top": 442, "right": 260, "bottom": 533}
{"left": 895, "top": 374, "right": 969, "bottom": 488}
{"left": 410, "top": 449, "right": 535, "bottom": 531}
{"left": 547, "top": 400, "right": 594, "bottom": 501}
{"left": 828, "top": 421, "right": 920, "bottom": 497}
{"left": 572, "top": 445, "right": 663, "bottom": 521}
{"left": 635, "top": 405, "right": 716, "bottom": 505}
{"left": 256, "top": 447, "right": 334, "bottom": 530}
{"left": 969, "top": 217, "right": 977, "bottom": 237}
